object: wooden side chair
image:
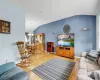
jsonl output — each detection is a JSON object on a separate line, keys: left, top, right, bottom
{"left": 16, "top": 41, "right": 31, "bottom": 67}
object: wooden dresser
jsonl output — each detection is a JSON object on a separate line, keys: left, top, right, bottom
{"left": 56, "top": 46, "right": 74, "bottom": 59}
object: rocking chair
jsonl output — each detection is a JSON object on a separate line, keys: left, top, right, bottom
{"left": 16, "top": 41, "right": 31, "bottom": 67}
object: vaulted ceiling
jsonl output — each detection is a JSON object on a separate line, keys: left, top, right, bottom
{"left": 9, "top": 0, "right": 100, "bottom": 32}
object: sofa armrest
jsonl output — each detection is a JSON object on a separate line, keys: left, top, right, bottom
{"left": 77, "top": 75, "right": 93, "bottom": 80}
{"left": 0, "top": 62, "right": 16, "bottom": 76}
{"left": 81, "top": 52, "right": 88, "bottom": 57}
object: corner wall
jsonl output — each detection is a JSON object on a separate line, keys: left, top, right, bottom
{"left": 0, "top": 0, "right": 25, "bottom": 65}
{"left": 34, "top": 15, "right": 96, "bottom": 57}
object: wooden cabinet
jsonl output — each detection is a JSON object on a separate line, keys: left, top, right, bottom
{"left": 35, "top": 33, "right": 44, "bottom": 52}
{"left": 56, "top": 46, "right": 74, "bottom": 59}
{"left": 47, "top": 42, "right": 54, "bottom": 52}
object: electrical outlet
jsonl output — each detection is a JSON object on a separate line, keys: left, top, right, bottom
{"left": 5, "top": 58, "right": 7, "bottom": 63}
{"left": 6, "top": 59, "right": 7, "bottom": 63}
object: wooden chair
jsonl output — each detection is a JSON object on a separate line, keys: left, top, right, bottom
{"left": 16, "top": 41, "right": 31, "bottom": 67}
{"left": 31, "top": 43, "right": 36, "bottom": 54}
{"left": 16, "top": 41, "right": 24, "bottom": 57}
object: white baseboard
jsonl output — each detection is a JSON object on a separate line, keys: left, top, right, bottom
{"left": 45, "top": 50, "right": 56, "bottom": 54}
{"left": 75, "top": 56, "right": 81, "bottom": 58}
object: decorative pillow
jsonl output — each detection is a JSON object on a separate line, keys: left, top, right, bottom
{"left": 89, "top": 70, "right": 100, "bottom": 80}
{"left": 86, "top": 53, "right": 98, "bottom": 62}
{"left": 90, "top": 50, "right": 98, "bottom": 55}
{"left": 88, "top": 53, "right": 98, "bottom": 58}
{"left": 0, "top": 62, "right": 16, "bottom": 76}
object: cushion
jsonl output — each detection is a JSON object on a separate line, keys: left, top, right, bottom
{"left": 79, "top": 60, "right": 87, "bottom": 70}
{"left": 77, "top": 75, "right": 93, "bottom": 80}
{"left": 77, "top": 69, "right": 88, "bottom": 76}
{"left": 0, "top": 62, "right": 16, "bottom": 76}
{"left": 87, "top": 53, "right": 98, "bottom": 58}
{"left": 89, "top": 70, "right": 100, "bottom": 80}
{"left": 80, "top": 57, "right": 86, "bottom": 62}
{"left": 86, "top": 63, "right": 100, "bottom": 72}
{"left": 81, "top": 52, "right": 88, "bottom": 57}
{"left": 89, "top": 50, "right": 98, "bottom": 54}
{"left": 86, "top": 56, "right": 97, "bottom": 61}
{"left": 86, "top": 59, "right": 98, "bottom": 66}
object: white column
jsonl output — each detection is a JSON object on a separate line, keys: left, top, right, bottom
{"left": 96, "top": 13, "right": 100, "bottom": 50}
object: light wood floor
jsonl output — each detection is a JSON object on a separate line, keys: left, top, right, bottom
{"left": 17, "top": 53, "right": 79, "bottom": 80}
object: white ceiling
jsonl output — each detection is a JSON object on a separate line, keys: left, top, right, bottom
{"left": 9, "top": 0, "right": 100, "bottom": 32}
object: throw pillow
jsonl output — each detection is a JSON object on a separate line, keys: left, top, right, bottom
{"left": 86, "top": 53, "right": 98, "bottom": 62}
{"left": 89, "top": 70, "right": 100, "bottom": 80}
{"left": 90, "top": 50, "right": 99, "bottom": 55}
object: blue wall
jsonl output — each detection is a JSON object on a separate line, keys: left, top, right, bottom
{"left": 34, "top": 15, "right": 96, "bottom": 56}
{"left": 0, "top": 0, "right": 25, "bottom": 65}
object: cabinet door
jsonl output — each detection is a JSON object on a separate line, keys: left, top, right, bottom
{"left": 69, "top": 47, "right": 74, "bottom": 58}
{"left": 64, "top": 48, "right": 70, "bottom": 57}
{"left": 59, "top": 50, "right": 64, "bottom": 56}
{"left": 56, "top": 47, "right": 64, "bottom": 56}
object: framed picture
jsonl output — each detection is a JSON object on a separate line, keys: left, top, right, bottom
{"left": 0, "top": 20, "right": 10, "bottom": 34}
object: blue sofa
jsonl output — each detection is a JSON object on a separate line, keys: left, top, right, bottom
{"left": 0, "top": 62, "right": 28, "bottom": 80}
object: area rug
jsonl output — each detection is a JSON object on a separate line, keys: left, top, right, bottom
{"left": 32, "top": 58, "right": 75, "bottom": 80}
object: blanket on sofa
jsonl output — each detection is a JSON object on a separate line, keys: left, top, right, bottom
{"left": 89, "top": 70, "right": 100, "bottom": 80}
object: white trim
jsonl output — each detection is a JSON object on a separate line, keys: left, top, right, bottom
{"left": 75, "top": 56, "right": 80, "bottom": 58}
{"left": 45, "top": 50, "right": 56, "bottom": 54}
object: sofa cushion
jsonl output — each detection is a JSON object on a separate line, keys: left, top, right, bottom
{"left": 79, "top": 59, "right": 87, "bottom": 70}
{"left": 0, "top": 62, "right": 16, "bottom": 76}
{"left": 77, "top": 75, "right": 93, "bottom": 80}
{"left": 81, "top": 52, "right": 88, "bottom": 57}
{"left": 77, "top": 69, "right": 88, "bottom": 76}
{"left": 86, "top": 59, "right": 98, "bottom": 66}
{"left": 86, "top": 53, "right": 98, "bottom": 62}
{"left": 80, "top": 57, "right": 86, "bottom": 62}
{"left": 87, "top": 53, "right": 98, "bottom": 58}
{"left": 86, "top": 63, "right": 100, "bottom": 72}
